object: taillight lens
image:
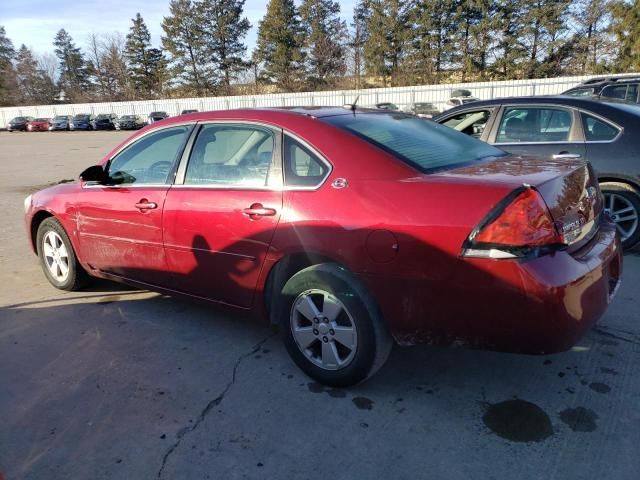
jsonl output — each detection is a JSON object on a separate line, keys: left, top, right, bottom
{"left": 464, "top": 188, "right": 562, "bottom": 258}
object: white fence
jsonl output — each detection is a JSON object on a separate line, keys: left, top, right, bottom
{"left": 2, "top": 73, "right": 639, "bottom": 127}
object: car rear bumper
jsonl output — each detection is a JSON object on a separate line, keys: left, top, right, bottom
{"left": 365, "top": 219, "right": 622, "bottom": 353}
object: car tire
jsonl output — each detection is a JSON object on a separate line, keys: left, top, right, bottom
{"left": 600, "top": 182, "right": 640, "bottom": 249}
{"left": 277, "top": 263, "right": 392, "bottom": 387}
{"left": 36, "top": 217, "right": 89, "bottom": 291}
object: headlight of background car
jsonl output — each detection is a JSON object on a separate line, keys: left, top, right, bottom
{"left": 24, "top": 194, "right": 32, "bottom": 213}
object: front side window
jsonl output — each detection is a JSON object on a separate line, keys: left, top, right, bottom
{"left": 283, "top": 136, "right": 329, "bottom": 187}
{"left": 581, "top": 113, "right": 619, "bottom": 141}
{"left": 184, "top": 124, "right": 274, "bottom": 186}
{"left": 322, "top": 113, "right": 504, "bottom": 173}
{"left": 441, "top": 109, "right": 492, "bottom": 138}
{"left": 108, "top": 126, "right": 191, "bottom": 185}
{"left": 496, "top": 107, "right": 572, "bottom": 143}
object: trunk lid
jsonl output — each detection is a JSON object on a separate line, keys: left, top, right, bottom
{"left": 435, "top": 155, "right": 603, "bottom": 247}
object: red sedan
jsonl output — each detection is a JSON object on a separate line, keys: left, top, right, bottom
{"left": 27, "top": 118, "right": 51, "bottom": 132}
{"left": 24, "top": 108, "right": 622, "bottom": 386}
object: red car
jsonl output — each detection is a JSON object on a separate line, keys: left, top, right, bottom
{"left": 24, "top": 108, "right": 622, "bottom": 386}
{"left": 27, "top": 118, "right": 51, "bottom": 132}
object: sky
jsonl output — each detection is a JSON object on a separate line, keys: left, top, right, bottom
{"left": 1, "top": 0, "right": 357, "bottom": 57}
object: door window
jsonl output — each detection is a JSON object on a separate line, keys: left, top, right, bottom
{"left": 496, "top": 107, "right": 572, "bottom": 143}
{"left": 184, "top": 124, "right": 274, "bottom": 186}
{"left": 283, "top": 136, "right": 330, "bottom": 187}
{"left": 581, "top": 113, "right": 620, "bottom": 141}
{"left": 441, "top": 110, "right": 492, "bottom": 138}
{"left": 108, "top": 126, "right": 191, "bottom": 185}
{"left": 601, "top": 85, "right": 628, "bottom": 100}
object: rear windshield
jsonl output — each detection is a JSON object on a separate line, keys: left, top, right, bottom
{"left": 54, "top": 116, "right": 69, "bottom": 120}
{"left": 120, "top": 115, "right": 135, "bottom": 120}
{"left": 34, "top": 118, "right": 49, "bottom": 122}
{"left": 322, "top": 113, "right": 505, "bottom": 172}
{"left": 74, "top": 115, "right": 90, "bottom": 120}
{"left": 12, "top": 117, "right": 26, "bottom": 121}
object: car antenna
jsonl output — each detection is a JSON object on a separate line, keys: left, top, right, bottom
{"left": 343, "top": 95, "right": 360, "bottom": 114}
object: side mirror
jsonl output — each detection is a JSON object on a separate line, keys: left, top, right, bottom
{"left": 79, "top": 165, "right": 107, "bottom": 183}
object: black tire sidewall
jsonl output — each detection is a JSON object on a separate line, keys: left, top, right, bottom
{"left": 36, "top": 218, "right": 84, "bottom": 290}
{"left": 601, "top": 186, "right": 640, "bottom": 249}
{"left": 278, "top": 267, "right": 378, "bottom": 387}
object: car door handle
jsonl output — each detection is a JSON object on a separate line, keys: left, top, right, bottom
{"left": 135, "top": 200, "right": 158, "bottom": 210}
{"left": 243, "top": 204, "right": 277, "bottom": 218}
{"left": 552, "top": 152, "right": 582, "bottom": 159}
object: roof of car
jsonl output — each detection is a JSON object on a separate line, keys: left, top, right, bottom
{"left": 438, "top": 95, "right": 639, "bottom": 111}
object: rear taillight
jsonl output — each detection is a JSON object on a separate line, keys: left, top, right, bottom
{"left": 462, "top": 187, "right": 563, "bottom": 259}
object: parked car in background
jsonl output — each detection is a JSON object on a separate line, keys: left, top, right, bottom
{"left": 405, "top": 102, "right": 440, "bottom": 118}
{"left": 433, "top": 96, "right": 640, "bottom": 248}
{"left": 27, "top": 118, "right": 51, "bottom": 132}
{"left": 7, "top": 116, "right": 34, "bottom": 131}
{"left": 24, "top": 107, "right": 621, "bottom": 386}
{"left": 115, "top": 115, "right": 145, "bottom": 130}
{"left": 562, "top": 76, "right": 640, "bottom": 97}
{"left": 49, "top": 115, "right": 72, "bottom": 131}
{"left": 181, "top": 109, "right": 199, "bottom": 115}
{"left": 443, "top": 89, "right": 479, "bottom": 110}
{"left": 91, "top": 113, "right": 118, "bottom": 130}
{"left": 597, "top": 78, "right": 640, "bottom": 104}
{"left": 147, "top": 111, "right": 169, "bottom": 124}
{"left": 69, "top": 114, "right": 94, "bottom": 131}
{"left": 374, "top": 102, "right": 399, "bottom": 111}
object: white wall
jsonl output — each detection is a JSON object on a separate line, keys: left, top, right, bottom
{"left": 2, "top": 73, "right": 639, "bottom": 127}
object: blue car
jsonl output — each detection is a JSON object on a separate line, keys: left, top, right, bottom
{"left": 69, "top": 114, "right": 94, "bottom": 131}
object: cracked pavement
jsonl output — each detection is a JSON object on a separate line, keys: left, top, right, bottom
{"left": 1, "top": 132, "right": 639, "bottom": 480}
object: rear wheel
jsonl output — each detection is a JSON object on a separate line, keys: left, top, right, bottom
{"left": 278, "top": 263, "right": 392, "bottom": 387}
{"left": 601, "top": 182, "right": 640, "bottom": 249}
{"left": 36, "top": 217, "right": 89, "bottom": 290}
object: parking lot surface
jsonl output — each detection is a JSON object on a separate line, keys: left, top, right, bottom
{"left": 1, "top": 131, "right": 639, "bottom": 480}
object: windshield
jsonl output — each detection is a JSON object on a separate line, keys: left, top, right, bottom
{"left": 54, "top": 116, "right": 69, "bottom": 120}
{"left": 34, "top": 118, "right": 49, "bottom": 122}
{"left": 96, "top": 114, "right": 110, "bottom": 119}
{"left": 73, "top": 115, "right": 90, "bottom": 120}
{"left": 150, "top": 112, "right": 166, "bottom": 116}
{"left": 322, "top": 113, "right": 505, "bottom": 173}
{"left": 12, "top": 117, "right": 26, "bottom": 122}
{"left": 120, "top": 115, "right": 135, "bottom": 120}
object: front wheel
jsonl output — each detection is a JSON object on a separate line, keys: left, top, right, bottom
{"left": 36, "top": 217, "right": 89, "bottom": 290}
{"left": 601, "top": 182, "right": 640, "bottom": 249}
{"left": 278, "top": 263, "right": 392, "bottom": 387}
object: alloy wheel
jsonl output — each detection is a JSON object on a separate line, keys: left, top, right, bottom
{"left": 603, "top": 192, "right": 639, "bottom": 242}
{"left": 42, "top": 231, "right": 70, "bottom": 282}
{"left": 290, "top": 289, "right": 358, "bottom": 371}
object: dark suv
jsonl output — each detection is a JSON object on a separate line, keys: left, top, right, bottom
{"left": 563, "top": 76, "right": 640, "bottom": 101}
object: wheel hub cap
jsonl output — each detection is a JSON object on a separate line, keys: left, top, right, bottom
{"left": 43, "top": 231, "right": 70, "bottom": 282}
{"left": 603, "top": 192, "right": 639, "bottom": 242}
{"left": 290, "top": 289, "right": 357, "bottom": 371}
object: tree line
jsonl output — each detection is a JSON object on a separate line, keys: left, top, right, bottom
{"left": 1, "top": 0, "right": 639, "bottom": 107}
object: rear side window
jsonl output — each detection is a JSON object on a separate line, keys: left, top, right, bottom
{"left": 283, "top": 136, "right": 329, "bottom": 187}
{"left": 322, "top": 113, "right": 504, "bottom": 173}
{"left": 496, "top": 107, "right": 572, "bottom": 143}
{"left": 581, "top": 113, "right": 619, "bottom": 141}
{"left": 184, "top": 124, "right": 274, "bottom": 187}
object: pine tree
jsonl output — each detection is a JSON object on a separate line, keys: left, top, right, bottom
{"left": 200, "top": 0, "right": 251, "bottom": 93}
{"left": 364, "top": 0, "right": 412, "bottom": 86}
{"left": 162, "top": 0, "right": 213, "bottom": 95}
{"left": 451, "top": 0, "right": 497, "bottom": 81}
{"left": 14, "top": 45, "right": 57, "bottom": 105}
{"left": 350, "top": 1, "right": 371, "bottom": 89}
{"left": 299, "top": 0, "right": 347, "bottom": 89}
{"left": 0, "top": 26, "right": 17, "bottom": 106}
{"left": 571, "top": 0, "right": 613, "bottom": 74}
{"left": 609, "top": 0, "right": 640, "bottom": 72}
{"left": 253, "top": 0, "right": 305, "bottom": 91}
{"left": 53, "top": 29, "right": 91, "bottom": 101}
{"left": 492, "top": 0, "right": 527, "bottom": 79}
{"left": 126, "top": 13, "right": 166, "bottom": 98}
